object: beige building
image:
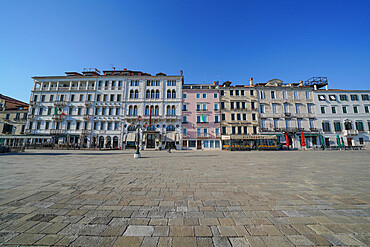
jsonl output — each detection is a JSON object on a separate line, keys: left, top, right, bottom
{"left": 220, "top": 79, "right": 274, "bottom": 150}
{"left": 0, "top": 94, "right": 29, "bottom": 146}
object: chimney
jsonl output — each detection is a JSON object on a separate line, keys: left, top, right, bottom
{"left": 123, "top": 68, "right": 127, "bottom": 71}
{"left": 213, "top": 81, "right": 219, "bottom": 85}
{"left": 299, "top": 80, "right": 303, "bottom": 86}
{"left": 249, "top": 78, "right": 253, "bottom": 86}
{"left": 180, "top": 70, "right": 183, "bottom": 76}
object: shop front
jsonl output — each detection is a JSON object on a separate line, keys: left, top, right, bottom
{"left": 222, "top": 135, "right": 278, "bottom": 151}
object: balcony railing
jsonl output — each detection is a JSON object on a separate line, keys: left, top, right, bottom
{"left": 81, "top": 130, "right": 90, "bottom": 135}
{"left": 284, "top": 112, "right": 292, "bottom": 117}
{"left": 343, "top": 130, "right": 359, "bottom": 136}
{"left": 29, "top": 100, "right": 37, "bottom": 106}
{"left": 27, "top": 114, "right": 35, "bottom": 120}
{"left": 215, "top": 133, "right": 221, "bottom": 138}
{"left": 84, "top": 100, "right": 93, "bottom": 107}
{"left": 82, "top": 114, "right": 90, "bottom": 121}
{"left": 197, "top": 133, "right": 209, "bottom": 138}
{"left": 52, "top": 115, "right": 64, "bottom": 121}
{"left": 54, "top": 100, "right": 67, "bottom": 107}
{"left": 50, "top": 129, "right": 64, "bottom": 135}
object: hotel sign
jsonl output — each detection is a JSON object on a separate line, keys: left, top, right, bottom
{"left": 222, "top": 135, "right": 277, "bottom": 140}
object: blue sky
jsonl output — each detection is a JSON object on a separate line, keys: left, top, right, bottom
{"left": 0, "top": 0, "right": 369, "bottom": 102}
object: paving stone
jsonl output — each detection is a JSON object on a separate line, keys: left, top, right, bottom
{"left": 6, "top": 233, "right": 44, "bottom": 245}
{"left": 307, "top": 224, "right": 333, "bottom": 234}
{"left": 197, "top": 237, "right": 214, "bottom": 247}
{"left": 245, "top": 236, "right": 267, "bottom": 247}
{"left": 169, "top": 226, "right": 194, "bottom": 236}
{"left": 123, "top": 225, "right": 154, "bottom": 236}
{"left": 261, "top": 236, "right": 294, "bottom": 247}
{"left": 40, "top": 222, "right": 69, "bottom": 234}
{"left": 172, "top": 237, "right": 197, "bottom": 247}
{"left": 245, "top": 225, "right": 267, "bottom": 236}
{"left": 101, "top": 226, "right": 127, "bottom": 236}
{"left": 113, "top": 236, "right": 143, "bottom": 247}
{"left": 200, "top": 218, "right": 220, "bottom": 226}
{"left": 34, "top": 234, "right": 64, "bottom": 245}
{"left": 96, "top": 237, "right": 117, "bottom": 247}
{"left": 286, "top": 235, "right": 314, "bottom": 246}
{"left": 262, "top": 225, "right": 283, "bottom": 236}
{"left": 140, "top": 236, "right": 159, "bottom": 247}
{"left": 54, "top": 235, "right": 79, "bottom": 246}
{"left": 305, "top": 234, "right": 332, "bottom": 246}
{"left": 79, "top": 224, "right": 107, "bottom": 235}
{"left": 153, "top": 226, "right": 170, "bottom": 237}
{"left": 157, "top": 237, "right": 172, "bottom": 247}
{"left": 218, "top": 226, "right": 238, "bottom": 236}
{"left": 195, "top": 226, "right": 213, "bottom": 237}
{"left": 212, "top": 236, "right": 232, "bottom": 247}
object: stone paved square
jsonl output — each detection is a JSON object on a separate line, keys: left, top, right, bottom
{"left": 0, "top": 149, "right": 369, "bottom": 246}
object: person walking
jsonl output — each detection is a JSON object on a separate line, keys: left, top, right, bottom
{"left": 168, "top": 144, "right": 171, "bottom": 153}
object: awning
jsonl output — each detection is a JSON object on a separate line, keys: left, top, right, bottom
{"left": 0, "top": 135, "right": 53, "bottom": 139}
{"left": 304, "top": 133, "right": 321, "bottom": 137}
{"left": 262, "top": 134, "right": 282, "bottom": 137}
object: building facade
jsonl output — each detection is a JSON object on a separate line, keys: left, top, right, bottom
{"left": 0, "top": 94, "right": 29, "bottom": 146}
{"left": 27, "top": 69, "right": 183, "bottom": 150}
{"left": 182, "top": 83, "right": 221, "bottom": 150}
{"left": 313, "top": 89, "right": 370, "bottom": 148}
{"left": 220, "top": 79, "right": 267, "bottom": 150}
{"left": 256, "top": 78, "right": 326, "bottom": 148}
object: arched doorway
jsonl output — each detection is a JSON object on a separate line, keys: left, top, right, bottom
{"left": 113, "top": 136, "right": 118, "bottom": 148}
{"left": 99, "top": 136, "right": 104, "bottom": 148}
{"left": 106, "top": 136, "right": 112, "bottom": 148}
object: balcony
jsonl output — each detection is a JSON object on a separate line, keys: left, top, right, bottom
{"left": 13, "top": 117, "right": 22, "bottom": 121}
{"left": 281, "top": 127, "right": 299, "bottom": 133}
{"left": 50, "top": 129, "right": 65, "bottom": 135}
{"left": 29, "top": 100, "right": 37, "bottom": 106}
{"left": 310, "top": 128, "right": 319, "bottom": 132}
{"left": 196, "top": 121, "right": 208, "bottom": 124}
{"left": 52, "top": 114, "right": 64, "bottom": 121}
{"left": 81, "top": 130, "right": 90, "bottom": 135}
{"left": 196, "top": 109, "right": 209, "bottom": 112}
{"left": 24, "top": 129, "right": 33, "bottom": 134}
{"left": 83, "top": 114, "right": 90, "bottom": 121}
{"left": 197, "top": 133, "right": 209, "bottom": 138}
{"left": 54, "top": 100, "right": 67, "bottom": 107}
{"left": 215, "top": 133, "right": 221, "bottom": 138}
{"left": 84, "top": 100, "right": 93, "bottom": 107}
{"left": 284, "top": 112, "right": 292, "bottom": 117}
{"left": 27, "top": 114, "right": 35, "bottom": 120}
{"left": 343, "top": 130, "right": 359, "bottom": 136}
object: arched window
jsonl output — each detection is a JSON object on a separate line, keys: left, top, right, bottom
{"left": 135, "top": 90, "right": 139, "bottom": 98}
{"left": 145, "top": 106, "right": 150, "bottom": 115}
{"left": 151, "top": 90, "right": 155, "bottom": 98}
{"left": 134, "top": 106, "right": 138, "bottom": 115}
{"left": 166, "top": 125, "right": 175, "bottom": 131}
{"left": 156, "top": 90, "right": 160, "bottom": 98}
{"left": 128, "top": 125, "right": 136, "bottom": 131}
{"left": 155, "top": 106, "right": 159, "bottom": 115}
{"left": 130, "top": 90, "right": 134, "bottom": 99}
{"left": 166, "top": 106, "right": 171, "bottom": 115}
{"left": 146, "top": 90, "right": 150, "bottom": 98}
{"left": 172, "top": 90, "right": 176, "bottom": 98}
{"left": 128, "top": 106, "right": 133, "bottom": 115}
{"left": 147, "top": 125, "right": 155, "bottom": 131}
{"left": 167, "top": 90, "right": 171, "bottom": 98}
{"left": 172, "top": 106, "right": 176, "bottom": 115}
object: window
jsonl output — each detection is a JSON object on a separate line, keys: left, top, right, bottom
{"left": 183, "top": 128, "right": 187, "bottom": 135}
{"left": 241, "top": 102, "right": 246, "bottom": 109}
{"left": 5, "top": 113, "right": 10, "bottom": 120}
{"left": 235, "top": 90, "right": 239, "bottom": 96}
{"left": 272, "top": 104, "right": 277, "bottom": 113}
{"left": 76, "top": 121, "right": 81, "bottom": 130}
{"left": 250, "top": 90, "right": 254, "bottom": 96}
{"left": 340, "top": 95, "right": 348, "bottom": 101}
{"left": 183, "top": 93, "right": 187, "bottom": 98}
{"left": 282, "top": 91, "right": 287, "bottom": 99}
{"left": 232, "top": 126, "right": 236, "bottom": 134}
{"left": 222, "top": 126, "right": 226, "bottom": 134}
{"left": 260, "top": 105, "right": 265, "bottom": 113}
{"left": 230, "top": 90, "right": 234, "bottom": 96}
{"left": 329, "top": 95, "right": 336, "bottom": 101}
{"left": 103, "top": 94, "right": 108, "bottom": 101}
{"left": 243, "top": 114, "right": 246, "bottom": 120}
{"left": 196, "top": 104, "right": 201, "bottom": 111}
{"left": 359, "top": 138, "right": 364, "bottom": 145}
{"left": 318, "top": 95, "right": 326, "bottom": 101}
{"left": 135, "top": 81, "right": 139, "bottom": 86}
{"left": 365, "top": 106, "right": 369, "bottom": 113}
{"left": 297, "top": 118, "right": 302, "bottom": 129}
{"left": 305, "top": 91, "right": 311, "bottom": 99}
{"left": 350, "top": 94, "right": 359, "bottom": 101}
{"left": 116, "top": 108, "right": 120, "bottom": 115}
{"left": 210, "top": 140, "right": 214, "bottom": 148}
{"left": 221, "top": 114, "right": 225, "bottom": 121}
{"left": 240, "top": 90, "right": 244, "bottom": 96}
{"left": 238, "top": 126, "right": 242, "bottom": 134}
{"left": 134, "top": 90, "right": 139, "bottom": 98}
{"left": 146, "top": 90, "right": 150, "bottom": 98}
{"left": 172, "top": 90, "right": 176, "bottom": 98}
{"left": 197, "top": 116, "right": 201, "bottom": 123}
{"left": 182, "top": 104, "right": 187, "bottom": 111}
{"left": 321, "top": 107, "right": 325, "bottom": 114}
{"left": 202, "top": 93, "right": 207, "bottom": 98}
{"left": 196, "top": 93, "right": 200, "bottom": 99}
{"left": 117, "top": 94, "right": 121, "bottom": 101}
{"left": 47, "top": 108, "right": 51, "bottom": 115}
{"left": 156, "top": 90, "right": 159, "bottom": 98}
{"left": 87, "top": 94, "right": 91, "bottom": 101}
{"left": 271, "top": 91, "right": 275, "bottom": 99}
{"left": 79, "top": 94, "right": 83, "bottom": 102}
{"left": 334, "top": 122, "right": 341, "bottom": 132}
{"left": 39, "top": 107, "right": 43, "bottom": 115}
{"left": 331, "top": 107, "right": 336, "bottom": 114}
{"left": 129, "top": 90, "right": 134, "bottom": 98}
{"left": 45, "top": 122, "right": 49, "bottom": 130}
{"left": 353, "top": 106, "right": 358, "bottom": 113}
{"left": 214, "top": 103, "right": 219, "bottom": 111}
{"left": 342, "top": 106, "right": 347, "bottom": 113}
{"left": 50, "top": 95, "right": 54, "bottom": 102}
{"left": 221, "top": 102, "right": 225, "bottom": 109}
{"left": 261, "top": 119, "right": 266, "bottom": 129}
{"left": 202, "top": 103, "right": 207, "bottom": 111}
{"left": 309, "top": 119, "right": 315, "bottom": 129}
{"left": 243, "top": 126, "right": 248, "bottom": 134}
{"left": 322, "top": 122, "right": 331, "bottom": 132}
{"left": 236, "top": 102, "right": 240, "bottom": 109}
{"left": 220, "top": 90, "right": 224, "bottom": 96}
{"left": 167, "top": 106, "right": 171, "bottom": 115}
{"left": 215, "top": 115, "right": 219, "bottom": 123}
{"left": 41, "top": 95, "right": 45, "bottom": 102}
{"left": 361, "top": 94, "right": 369, "bottom": 101}
{"left": 172, "top": 106, "right": 176, "bottom": 115}
{"left": 105, "top": 81, "right": 109, "bottom": 87}
{"left": 182, "top": 116, "right": 187, "bottom": 123}
{"left": 344, "top": 122, "right": 352, "bottom": 130}
{"left": 67, "top": 122, "right": 71, "bottom": 130}
{"left": 230, "top": 102, "right": 234, "bottom": 109}
{"left": 214, "top": 93, "right": 218, "bottom": 98}
{"left": 252, "top": 114, "right": 256, "bottom": 121}
{"left": 110, "top": 94, "right": 114, "bottom": 101}
{"left": 294, "top": 91, "right": 298, "bottom": 99}
{"left": 167, "top": 90, "right": 171, "bottom": 98}
{"left": 260, "top": 91, "right": 265, "bottom": 99}
{"left": 237, "top": 114, "right": 241, "bottom": 121}
{"left": 284, "top": 104, "right": 289, "bottom": 113}
{"left": 71, "top": 94, "right": 75, "bottom": 102}
{"left": 355, "top": 121, "right": 364, "bottom": 131}
{"left": 307, "top": 104, "right": 313, "bottom": 113}
{"left": 295, "top": 104, "right": 300, "bottom": 114}
{"left": 133, "top": 106, "right": 138, "bottom": 115}
{"left": 151, "top": 90, "right": 155, "bottom": 98}
{"left": 231, "top": 114, "right": 235, "bottom": 121}
{"left": 273, "top": 119, "right": 279, "bottom": 129}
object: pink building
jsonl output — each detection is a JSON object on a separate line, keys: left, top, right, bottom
{"left": 182, "top": 83, "right": 221, "bottom": 150}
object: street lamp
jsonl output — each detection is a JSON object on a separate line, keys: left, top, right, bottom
{"left": 134, "top": 116, "right": 142, "bottom": 158}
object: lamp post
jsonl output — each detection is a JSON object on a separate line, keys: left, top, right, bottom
{"left": 134, "top": 116, "right": 142, "bottom": 158}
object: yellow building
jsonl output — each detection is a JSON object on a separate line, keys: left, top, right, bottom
{"left": 0, "top": 94, "right": 29, "bottom": 146}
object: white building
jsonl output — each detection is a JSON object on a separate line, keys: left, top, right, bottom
{"left": 313, "top": 88, "right": 370, "bottom": 148}
{"left": 256, "top": 78, "right": 327, "bottom": 149}
{"left": 27, "top": 69, "right": 183, "bottom": 150}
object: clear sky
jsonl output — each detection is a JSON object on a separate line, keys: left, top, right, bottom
{"left": 0, "top": 0, "right": 369, "bottom": 102}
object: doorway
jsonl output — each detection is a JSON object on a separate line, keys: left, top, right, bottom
{"left": 113, "top": 136, "right": 118, "bottom": 148}
{"left": 347, "top": 138, "right": 352, "bottom": 146}
{"left": 197, "top": 140, "right": 202, "bottom": 149}
{"left": 146, "top": 134, "right": 155, "bottom": 148}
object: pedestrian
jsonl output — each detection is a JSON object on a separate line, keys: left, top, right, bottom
{"left": 168, "top": 144, "right": 171, "bottom": 153}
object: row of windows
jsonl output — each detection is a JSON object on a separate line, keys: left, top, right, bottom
{"left": 128, "top": 80, "right": 177, "bottom": 87}
{"left": 221, "top": 113, "right": 257, "bottom": 121}
{"left": 320, "top": 106, "right": 369, "bottom": 114}
{"left": 98, "top": 81, "right": 123, "bottom": 87}
{"left": 127, "top": 105, "right": 177, "bottom": 116}
{"left": 182, "top": 103, "right": 219, "bottom": 111}
{"left": 4, "top": 113, "right": 27, "bottom": 120}
{"left": 183, "top": 128, "right": 220, "bottom": 135}
{"left": 184, "top": 140, "right": 221, "bottom": 148}
{"left": 260, "top": 103, "right": 314, "bottom": 114}
{"left": 260, "top": 118, "right": 315, "bottom": 130}
{"left": 318, "top": 94, "right": 369, "bottom": 102}
{"left": 260, "top": 90, "right": 310, "bottom": 100}
{"left": 222, "top": 126, "right": 258, "bottom": 135}
{"left": 182, "top": 93, "right": 218, "bottom": 99}
{"left": 129, "top": 89, "right": 176, "bottom": 99}
{"left": 220, "top": 89, "right": 255, "bottom": 97}
{"left": 322, "top": 121, "right": 370, "bottom": 132}
{"left": 182, "top": 115, "right": 220, "bottom": 123}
